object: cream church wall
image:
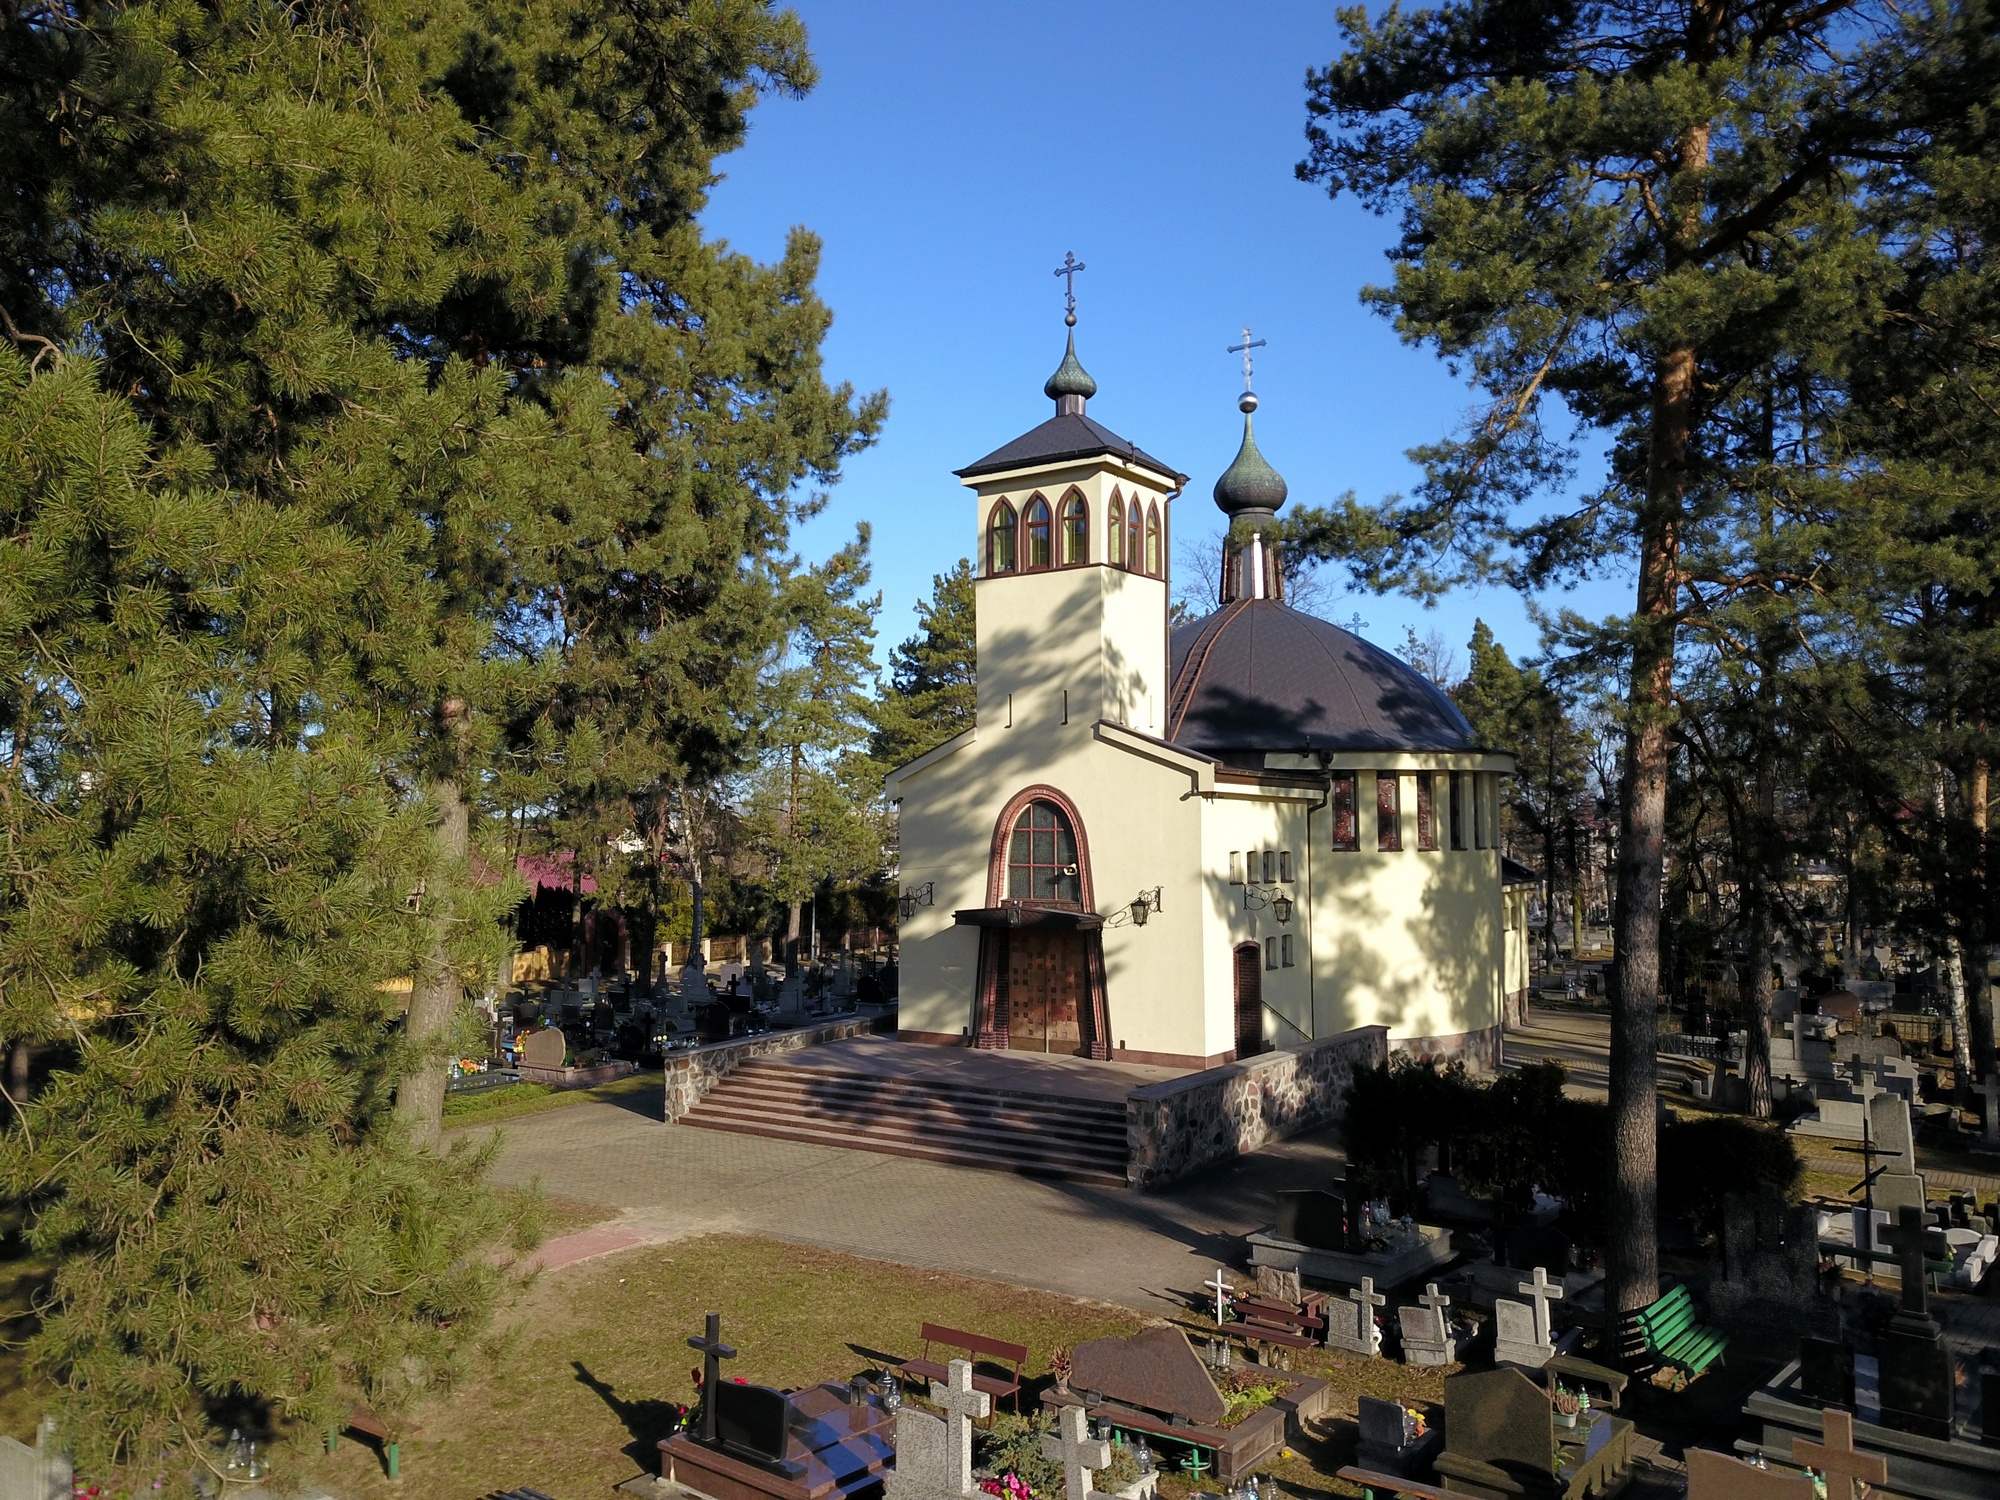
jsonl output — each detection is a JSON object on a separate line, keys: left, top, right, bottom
{"left": 888, "top": 719, "right": 1211, "bottom": 1063}
{"left": 1198, "top": 789, "right": 1316, "bottom": 1057}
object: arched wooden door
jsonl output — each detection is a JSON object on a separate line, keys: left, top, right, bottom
{"left": 1233, "top": 942, "right": 1265, "bottom": 1059}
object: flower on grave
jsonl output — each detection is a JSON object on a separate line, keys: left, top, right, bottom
{"left": 1050, "top": 1347, "right": 1073, "bottom": 1394}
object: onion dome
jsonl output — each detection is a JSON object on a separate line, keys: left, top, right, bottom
{"left": 1212, "top": 391, "right": 1288, "bottom": 517}
{"left": 1044, "top": 331, "right": 1098, "bottom": 413}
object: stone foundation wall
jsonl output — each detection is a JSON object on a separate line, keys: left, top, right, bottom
{"left": 662, "top": 1014, "right": 893, "bottom": 1120}
{"left": 1125, "top": 1025, "right": 1388, "bottom": 1191}
{"left": 1389, "top": 1022, "right": 1504, "bottom": 1073}
{"left": 516, "top": 1059, "right": 637, "bottom": 1090}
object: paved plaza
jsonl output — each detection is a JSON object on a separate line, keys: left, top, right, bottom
{"left": 471, "top": 1087, "right": 1345, "bottom": 1313}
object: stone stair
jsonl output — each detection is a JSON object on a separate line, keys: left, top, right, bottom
{"left": 677, "top": 1058, "right": 1131, "bottom": 1187}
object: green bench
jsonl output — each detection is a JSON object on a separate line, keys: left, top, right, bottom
{"left": 1633, "top": 1283, "right": 1727, "bottom": 1388}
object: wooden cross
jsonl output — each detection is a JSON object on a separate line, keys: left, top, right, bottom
{"left": 1206, "top": 1267, "right": 1233, "bottom": 1328}
{"left": 1517, "top": 1266, "right": 1565, "bottom": 1346}
{"left": 932, "top": 1358, "right": 991, "bottom": 1496}
{"left": 1880, "top": 1203, "right": 1932, "bottom": 1318}
{"left": 1791, "top": 1409, "right": 1887, "bottom": 1500}
{"left": 687, "top": 1311, "right": 738, "bottom": 1444}
{"left": 1053, "top": 251, "right": 1086, "bottom": 322}
{"left": 1348, "top": 1276, "right": 1386, "bottom": 1351}
{"left": 1040, "top": 1401, "right": 1111, "bottom": 1500}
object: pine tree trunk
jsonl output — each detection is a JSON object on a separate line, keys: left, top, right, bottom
{"left": 6, "top": 1039, "right": 27, "bottom": 1106}
{"left": 785, "top": 900, "right": 802, "bottom": 977}
{"left": 1934, "top": 763, "right": 1976, "bottom": 1104}
{"left": 1745, "top": 893, "right": 1773, "bottom": 1119}
{"left": 1606, "top": 338, "right": 1695, "bottom": 1323}
{"left": 1972, "top": 758, "right": 1994, "bottom": 1080}
{"left": 398, "top": 773, "right": 468, "bottom": 1151}
{"left": 681, "top": 870, "right": 708, "bottom": 998}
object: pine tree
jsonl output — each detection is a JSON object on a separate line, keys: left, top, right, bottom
{"left": 0, "top": 349, "right": 532, "bottom": 1476}
{"left": 871, "top": 560, "right": 977, "bottom": 770}
{"left": 1289, "top": 0, "right": 1940, "bottom": 1319}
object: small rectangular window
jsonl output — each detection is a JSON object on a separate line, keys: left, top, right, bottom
{"left": 1377, "top": 773, "right": 1402, "bottom": 852}
{"left": 1449, "top": 772, "right": 1465, "bottom": 849}
{"left": 1331, "top": 774, "right": 1358, "bottom": 850}
{"left": 1417, "top": 773, "right": 1438, "bottom": 851}
{"left": 1262, "top": 850, "right": 1276, "bottom": 883}
{"left": 1229, "top": 850, "right": 1243, "bottom": 884}
{"left": 1266, "top": 939, "right": 1279, "bottom": 971}
{"left": 1279, "top": 850, "right": 1293, "bottom": 882}
{"left": 1281, "top": 933, "right": 1295, "bottom": 968}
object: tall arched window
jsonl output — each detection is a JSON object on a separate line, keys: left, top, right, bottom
{"left": 1059, "top": 491, "right": 1088, "bottom": 565}
{"left": 1024, "top": 496, "right": 1053, "bottom": 569}
{"left": 1127, "top": 502, "right": 1143, "bottom": 575}
{"left": 987, "top": 500, "right": 1017, "bottom": 575}
{"left": 1106, "top": 494, "right": 1125, "bottom": 569}
{"left": 1145, "top": 503, "right": 1162, "bottom": 576}
{"left": 1007, "top": 799, "right": 1080, "bottom": 903}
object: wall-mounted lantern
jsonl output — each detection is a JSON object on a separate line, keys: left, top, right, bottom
{"left": 898, "top": 882, "right": 934, "bottom": 921}
{"left": 1129, "top": 887, "right": 1164, "bottom": 927}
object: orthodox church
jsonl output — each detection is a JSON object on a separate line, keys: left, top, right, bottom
{"left": 884, "top": 315, "right": 1527, "bottom": 1071}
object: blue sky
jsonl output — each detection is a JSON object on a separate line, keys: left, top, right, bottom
{"left": 700, "top": 1, "right": 1632, "bottom": 677}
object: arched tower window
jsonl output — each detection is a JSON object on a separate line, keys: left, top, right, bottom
{"left": 1107, "top": 493, "right": 1125, "bottom": 568}
{"left": 987, "top": 500, "right": 1017, "bottom": 574}
{"left": 1023, "top": 496, "right": 1052, "bottom": 570}
{"left": 1145, "top": 503, "right": 1162, "bottom": 576}
{"left": 1127, "top": 502, "right": 1143, "bottom": 575}
{"left": 1007, "top": 799, "right": 1080, "bottom": 904}
{"left": 1060, "top": 491, "right": 1089, "bottom": 565}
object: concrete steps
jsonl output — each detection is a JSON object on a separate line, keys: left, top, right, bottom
{"left": 677, "top": 1059, "right": 1131, "bottom": 1188}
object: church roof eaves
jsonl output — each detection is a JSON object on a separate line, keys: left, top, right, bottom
{"left": 955, "top": 413, "right": 1187, "bottom": 485}
{"left": 882, "top": 726, "right": 976, "bottom": 794}
{"left": 1502, "top": 855, "right": 1541, "bottom": 886}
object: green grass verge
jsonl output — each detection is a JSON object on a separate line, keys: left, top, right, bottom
{"left": 442, "top": 1068, "right": 660, "bottom": 1128}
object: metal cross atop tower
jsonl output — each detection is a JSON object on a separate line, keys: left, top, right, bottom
{"left": 1228, "top": 326, "right": 1267, "bottom": 391}
{"left": 1053, "top": 251, "right": 1086, "bottom": 326}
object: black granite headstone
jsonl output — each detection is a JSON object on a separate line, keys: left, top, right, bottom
{"left": 1878, "top": 1324, "right": 1955, "bottom": 1441}
{"left": 714, "top": 1381, "right": 794, "bottom": 1468}
{"left": 1799, "top": 1337, "right": 1855, "bottom": 1411}
{"left": 1497, "top": 1224, "right": 1572, "bottom": 1275}
{"left": 1275, "top": 1188, "right": 1353, "bottom": 1251}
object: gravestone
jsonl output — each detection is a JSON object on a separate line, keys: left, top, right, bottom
{"left": 1068, "top": 1328, "right": 1226, "bottom": 1426}
{"left": 521, "top": 1026, "right": 567, "bottom": 1070}
{"left": 1867, "top": 1090, "right": 1927, "bottom": 1218}
{"left": 1430, "top": 1368, "right": 1565, "bottom": 1494}
{"left": 1685, "top": 1448, "right": 1813, "bottom": 1499}
{"left": 1876, "top": 1205, "right": 1956, "bottom": 1441}
{"left": 1355, "top": 1395, "right": 1440, "bottom": 1477}
{"left": 1398, "top": 1283, "right": 1453, "bottom": 1366}
{"left": 1491, "top": 1298, "right": 1551, "bottom": 1370}
{"left": 1038, "top": 1404, "right": 1109, "bottom": 1500}
{"left": 1253, "top": 1265, "right": 1301, "bottom": 1304}
{"left": 882, "top": 1408, "right": 952, "bottom": 1500}
{"left": 1798, "top": 1336, "right": 1855, "bottom": 1411}
{"left": 1711, "top": 1185, "right": 1838, "bottom": 1336}
{"left": 1273, "top": 1188, "right": 1353, "bottom": 1251}
{"left": 1792, "top": 1409, "right": 1888, "bottom": 1500}
{"left": 1325, "top": 1278, "right": 1383, "bottom": 1357}
{"left": 1977, "top": 1072, "right": 2000, "bottom": 1152}
{"left": 930, "top": 1360, "right": 990, "bottom": 1499}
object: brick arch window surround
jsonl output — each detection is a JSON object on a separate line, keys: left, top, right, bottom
{"left": 1107, "top": 491, "right": 1125, "bottom": 568}
{"left": 1023, "top": 496, "right": 1053, "bottom": 570}
{"left": 1059, "top": 489, "right": 1089, "bottom": 565}
{"left": 985, "top": 785, "right": 1096, "bottom": 909}
{"left": 987, "top": 500, "right": 1016, "bottom": 574}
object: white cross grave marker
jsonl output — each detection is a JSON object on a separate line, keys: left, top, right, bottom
{"left": 931, "top": 1358, "right": 991, "bottom": 1498}
{"left": 1206, "top": 1267, "right": 1233, "bottom": 1327}
{"left": 1348, "top": 1277, "right": 1386, "bottom": 1353}
{"left": 1040, "top": 1402, "right": 1112, "bottom": 1500}
{"left": 1517, "top": 1266, "right": 1565, "bottom": 1347}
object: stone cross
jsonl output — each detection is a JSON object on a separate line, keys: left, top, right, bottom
{"left": 1517, "top": 1266, "right": 1565, "bottom": 1346}
{"left": 1881, "top": 1204, "right": 1931, "bottom": 1318}
{"left": 1206, "top": 1268, "right": 1232, "bottom": 1327}
{"left": 931, "top": 1357, "right": 990, "bottom": 1497}
{"left": 1419, "top": 1282, "right": 1451, "bottom": 1324}
{"left": 1039, "top": 1402, "right": 1111, "bottom": 1500}
{"left": 1349, "top": 1276, "right": 1386, "bottom": 1340}
{"left": 1979, "top": 1071, "right": 2000, "bottom": 1148}
{"left": 687, "top": 1311, "right": 738, "bottom": 1444}
{"left": 1791, "top": 1409, "right": 1888, "bottom": 1500}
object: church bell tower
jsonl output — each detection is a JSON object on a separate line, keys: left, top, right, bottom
{"left": 952, "top": 259, "right": 1187, "bottom": 739}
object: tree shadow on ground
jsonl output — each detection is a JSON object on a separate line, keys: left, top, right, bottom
{"left": 575, "top": 1360, "right": 686, "bottom": 1470}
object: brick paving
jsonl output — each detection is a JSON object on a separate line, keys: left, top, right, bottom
{"left": 465, "top": 1095, "right": 1346, "bottom": 1313}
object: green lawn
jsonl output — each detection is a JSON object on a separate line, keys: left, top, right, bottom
{"left": 441, "top": 1068, "right": 662, "bottom": 1129}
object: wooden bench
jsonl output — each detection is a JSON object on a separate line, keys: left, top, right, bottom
{"left": 327, "top": 1403, "right": 414, "bottom": 1480}
{"left": 1632, "top": 1283, "right": 1727, "bottom": 1388}
{"left": 1232, "top": 1295, "right": 1323, "bottom": 1368}
{"left": 899, "top": 1323, "right": 1027, "bottom": 1413}
{"left": 1543, "top": 1353, "right": 1629, "bottom": 1411}
{"left": 1334, "top": 1466, "right": 1452, "bottom": 1499}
